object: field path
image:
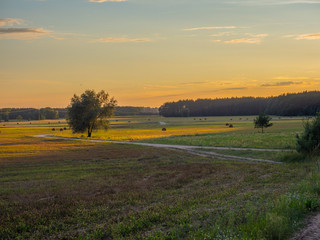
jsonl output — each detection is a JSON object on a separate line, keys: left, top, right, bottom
{"left": 292, "top": 214, "right": 320, "bottom": 239}
{"left": 33, "top": 135, "right": 287, "bottom": 164}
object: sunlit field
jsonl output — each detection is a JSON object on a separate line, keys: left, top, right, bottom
{"left": 1, "top": 116, "right": 319, "bottom": 239}
{"left": 48, "top": 115, "right": 305, "bottom": 149}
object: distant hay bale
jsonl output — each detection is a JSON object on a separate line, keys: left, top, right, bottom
{"left": 162, "top": 128, "right": 166, "bottom": 131}
{"left": 229, "top": 124, "right": 234, "bottom": 128}
{"left": 60, "top": 128, "right": 63, "bottom": 131}
{"left": 52, "top": 128, "right": 55, "bottom": 131}
{"left": 226, "top": 123, "right": 229, "bottom": 126}
{"left": 63, "top": 127, "right": 67, "bottom": 130}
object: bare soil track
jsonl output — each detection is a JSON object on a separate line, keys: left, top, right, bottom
{"left": 33, "top": 135, "right": 288, "bottom": 164}
{"left": 292, "top": 214, "right": 320, "bottom": 240}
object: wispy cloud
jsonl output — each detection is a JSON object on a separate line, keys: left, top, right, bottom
{"left": 0, "top": 27, "right": 53, "bottom": 39}
{"left": 89, "top": 0, "right": 127, "bottom": 2}
{"left": 296, "top": 33, "right": 320, "bottom": 40}
{"left": 144, "top": 84, "right": 178, "bottom": 90}
{"left": 181, "top": 81, "right": 213, "bottom": 86}
{"left": 0, "top": 18, "right": 23, "bottom": 27}
{"left": 183, "top": 26, "right": 236, "bottom": 31}
{"left": 284, "top": 33, "right": 320, "bottom": 40}
{"left": 222, "top": 87, "right": 248, "bottom": 90}
{"left": 224, "top": 38, "right": 261, "bottom": 44}
{"left": 224, "top": 34, "right": 268, "bottom": 44}
{"left": 96, "top": 37, "right": 150, "bottom": 43}
{"left": 261, "top": 81, "right": 303, "bottom": 87}
{"left": 210, "top": 32, "right": 234, "bottom": 37}
{"left": 273, "top": 76, "right": 309, "bottom": 80}
{"left": 228, "top": 0, "right": 320, "bottom": 5}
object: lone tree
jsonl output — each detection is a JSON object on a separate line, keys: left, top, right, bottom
{"left": 296, "top": 113, "right": 320, "bottom": 155}
{"left": 67, "top": 90, "right": 116, "bottom": 137}
{"left": 254, "top": 113, "right": 273, "bottom": 133}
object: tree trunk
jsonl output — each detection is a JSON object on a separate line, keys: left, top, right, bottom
{"left": 87, "top": 129, "right": 92, "bottom": 138}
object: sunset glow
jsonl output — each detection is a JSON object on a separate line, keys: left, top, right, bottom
{"left": 1, "top": 0, "right": 320, "bottom": 107}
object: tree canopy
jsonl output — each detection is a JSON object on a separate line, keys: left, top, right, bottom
{"left": 67, "top": 90, "right": 117, "bottom": 137}
{"left": 159, "top": 91, "right": 320, "bottom": 117}
{"left": 254, "top": 113, "right": 273, "bottom": 133}
{"left": 296, "top": 114, "right": 320, "bottom": 155}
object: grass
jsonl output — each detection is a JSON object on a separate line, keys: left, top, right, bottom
{"left": 141, "top": 119, "right": 304, "bottom": 150}
{"left": 44, "top": 115, "right": 305, "bottom": 150}
{"left": 198, "top": 149, "right": 306, "bottom": 162}
{"left": 0, "top": 116, "right": 318, "bottom": 239}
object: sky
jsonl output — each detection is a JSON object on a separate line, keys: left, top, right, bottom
{"left": 0, "top": 0, "right": 320, "bottom": 108}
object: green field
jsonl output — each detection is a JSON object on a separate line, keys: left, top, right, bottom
{"left": 1, "top": 116, "right": 320, "bottom": 239}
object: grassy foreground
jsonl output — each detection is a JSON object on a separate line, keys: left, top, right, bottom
{"left": 1, "top": 117, "right": 320, "bottom": 239}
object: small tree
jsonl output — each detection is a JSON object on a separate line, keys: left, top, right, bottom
{"left": 67, "top": 90, "right": 117, "bottom": 137}
{"left": 17, "top": 115, "right": 23, "bottom": 122}
{"left": 254, "top": 113, "right": 273, "bottom": 133}
{"left": 296, "top": 113, "right": 320, "bottom": 155}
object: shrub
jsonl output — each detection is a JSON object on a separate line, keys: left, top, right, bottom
{"left": 296, "top": 113, "right": 320, "bottom": 155}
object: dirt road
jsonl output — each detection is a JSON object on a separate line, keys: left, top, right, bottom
{"left": 33, "top": 135, "right": 287, "bottom": 164}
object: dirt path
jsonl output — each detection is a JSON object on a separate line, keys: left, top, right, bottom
{"left": 292, "top": 214, "right": 320, "bottom": 240}
{"left": 33, "top": 135, "right": 286, "bottom": 164}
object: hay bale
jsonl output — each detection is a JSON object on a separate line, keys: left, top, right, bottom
{"left": 162, "top": 128, "right": 166, "bottom": 131}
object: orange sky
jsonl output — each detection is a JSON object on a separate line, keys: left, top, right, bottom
{"left": 1, "top": 0, "right": 320, "bottom": 107}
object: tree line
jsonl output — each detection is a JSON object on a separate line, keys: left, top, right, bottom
{"left": 0, "top": 108, "right": 66, "bottom": 121}
{"left": 159, "top": 91, "right": 320, "bottom": 117}
{"left": 0, "top": 106, "right": 158, "bottom": 121}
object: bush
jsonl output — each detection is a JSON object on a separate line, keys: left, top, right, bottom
{"left": 296, "top": 114, "right": 320, "bottom": 155}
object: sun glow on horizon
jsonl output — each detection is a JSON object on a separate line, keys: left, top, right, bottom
{"left": 0, "top": 1, "right": 319, "bottom": 108}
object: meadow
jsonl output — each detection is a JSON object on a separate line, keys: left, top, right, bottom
{"left": 1, "top": 116, "right": 320, "bottom": 239}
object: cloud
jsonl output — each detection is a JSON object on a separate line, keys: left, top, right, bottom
{"left": 89, "top": 0, "right": 127, "bottom": 2}
{"left": 96, "top": 37, "right": 150, "bottom": 43}
{"left": 296, "top": 33, "right": 320, "bottom": 40}
{"left": 210, "top": 32, "right": 234, "bottom": 37}
{"left": 0, "top": 18, "right": 23, "bottom": 27}
{"left": 181, "top": 81, "right": 212, "bottom": 86}
{"left": 228, "top": 0, "right": 320, "bottom": 5}
{"left": 273, "top": 76, "right": 309, "bottom": 80}
{"left": 144, "top": 84, "right": 178, "bottom": 90}
{"left": 224, "top": 34, "right": 268, "bottom": 44}
{"left": 222, "top": 87, "right": 248, "bottom": 90}
{"left": 245, "top": 33, "right": 269, "bottom": 38}
{"left": 224, "top": 38, "right": 262, "bottom": 44}
{"left": 284, "top": 33, "right": 320, "bottom": 40}
{"left": 0, "top": 27, "right": 53, "bottom": 39}
{"left": 183, "top": 26, "right": 236, "bottom": 31}
{"left": 261, "top": 81, "right": 303, "bottom": 87}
